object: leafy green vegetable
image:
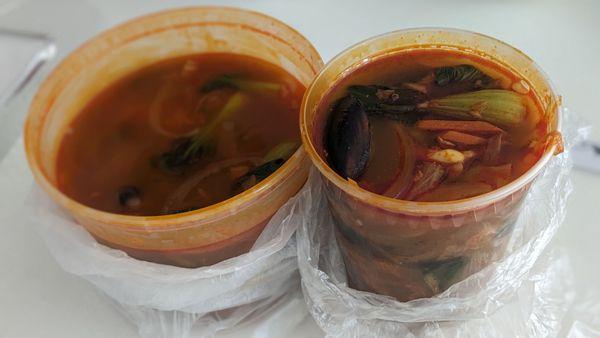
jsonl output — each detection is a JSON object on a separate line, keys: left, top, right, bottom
{"left": 263, "top": 142, "right": 298, "bottom": 163}
{"left": 152, "top": 138, "right": 204, "bottom": 173}
{"left": 202, "top": 75, "right": 281, "bottom": 92}
{"left": 346, "top": 85, "right": 380, "bottom": 110}
{"left": 154, "top": 92, "right": 244, "bottom": 172}
{"left": 233, "top": 158, "right": 285, "bottom": 191}
{"left": 419, "top": 89, "right": 526, "bottom": 127}
{"left": 343, "top": 81, "right": 522, "bottom": 128}
{"left": 434, "top": 64, "right": 494, "bottom": 87}
{"left": 250, "top": 158, "right": 285, "bottom": 180}
{"left": 183, "top": 92, "right": 244, "bottom": 159}
{"left": 348, "top": 85, "right": 426, "bottom": 107}
{"left": 346, "top": 85, "right": 424, "bottom": 124}
{"left": 232, "top": 142, "right": 297, "bottom": 191}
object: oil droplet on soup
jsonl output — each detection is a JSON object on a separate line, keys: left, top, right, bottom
{"left": 319, "top": 49, "right": 549, "bottom": 202}
{"left": 57, "top": 53, "right": 304, "bottom": 216}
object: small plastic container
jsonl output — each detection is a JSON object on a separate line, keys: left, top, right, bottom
{"left": 300, "top": 28, "right": 562, "bottom": 301}
{"left": 24, "top": 7, "right": 323, "bottom": 267}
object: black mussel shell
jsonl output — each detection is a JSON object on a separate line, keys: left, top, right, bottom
{"left": 326, "top": 95, "right": 371, "bottom": 180}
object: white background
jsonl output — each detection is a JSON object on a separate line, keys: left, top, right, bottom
{"left": 0, "top": 0, "right": 599, "bottom": 337}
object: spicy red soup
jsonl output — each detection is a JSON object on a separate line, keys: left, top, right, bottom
{"left": 57, "top": 53, "right": 304, "bottom": 216}
{"left": 319, "top": 49, "right": 549, "bottom": 202}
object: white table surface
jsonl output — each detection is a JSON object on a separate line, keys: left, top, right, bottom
{"left": 0, "top": 0, "right": 599, "bottom": 337}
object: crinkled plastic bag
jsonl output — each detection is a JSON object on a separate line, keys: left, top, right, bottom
{"left": 297, "top": 108, "right": 588, "bottom": 337}
{"left": 26, "top": 180, "right": 309, "bottom": 338}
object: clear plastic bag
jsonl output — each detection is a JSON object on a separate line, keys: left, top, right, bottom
{"left": 26, "top": 179, "right": 309, "bottom": 338}
{"left": 296, "top": 108, "right": 589, "bottom": 337}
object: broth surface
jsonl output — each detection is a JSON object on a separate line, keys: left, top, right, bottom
{"left": 57, "top": 53, "right": 304, "bottom": 215}
{"left": 319, "top": 49, "right": 548, "bottom": 201}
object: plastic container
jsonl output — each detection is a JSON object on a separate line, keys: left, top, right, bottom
{"left": 24, "top": 7, "right": 323, "bottom": 268}
{"left": 300, "top": 28, "right": 562, "bottom": 301}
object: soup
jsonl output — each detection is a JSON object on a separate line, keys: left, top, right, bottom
{"left": 319, "top": 50, "right": 551, "bottom": 202}
{"left": 57, "top": 53, "right": 304, "bottom": 216}
{"left": 309, "top": 47, "right": 559, "bottom": 300}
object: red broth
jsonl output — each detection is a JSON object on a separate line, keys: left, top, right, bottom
{"left": 318, "top": 49, "right": 548, "bottom": 202}
{"left": 57, "top": 53, "right": 304, "bottom": 216}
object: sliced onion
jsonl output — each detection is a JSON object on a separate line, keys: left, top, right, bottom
{"left": 162, "top": 156, "right": 262, "bottom": 213}
{"left": 148, "top": 81, "right": 201, "bottom": 138}
{"left": 404, "top": 162, "right": 446, "bottom": 201}
{"left": 382, "top": 123, "right": 416, "bottom": 199}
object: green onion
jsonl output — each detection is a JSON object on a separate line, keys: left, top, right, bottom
{"left": 183, "top": 92, "right": 244, "bottom": 159}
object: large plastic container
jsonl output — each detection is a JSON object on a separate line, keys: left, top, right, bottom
{"left": 300, "top": 28, "right": 562, "bottom": 301}
{"left": 24, "top": 7, "right": 323, "bottom": 268}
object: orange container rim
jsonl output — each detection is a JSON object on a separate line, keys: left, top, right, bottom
{"left": 24, "top": 6, "right": 323, "bottom": 228}
{"left": 300, "top": 27, "right": 562, "bottom": 215}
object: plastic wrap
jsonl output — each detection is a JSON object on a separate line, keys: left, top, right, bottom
{"left": 297, "top": 108, "right": 589, "bottom": 337}
{"left": 26, "top": 181, "right": 309, "bottom": 338}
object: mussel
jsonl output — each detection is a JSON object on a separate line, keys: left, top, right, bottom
{"left": 326, "top": 95, "right": 371, "bottom": 180}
